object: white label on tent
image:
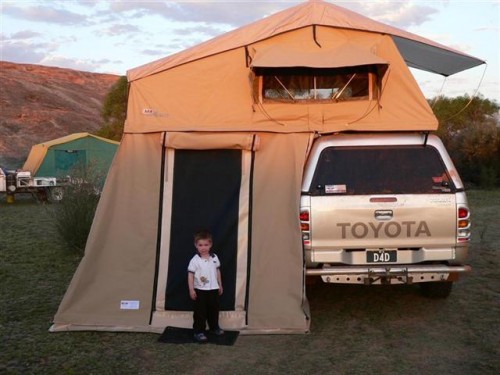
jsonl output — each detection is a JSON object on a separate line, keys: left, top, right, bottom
{"left": 142, "top": 108, "right": 168, "bottom": 117}
{"left": 325, "top": 184, "right": 347, "bottom": 194}
{"left": 120, "top": 300, "right": 140, "bottom": 310}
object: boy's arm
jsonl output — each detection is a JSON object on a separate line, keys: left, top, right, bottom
{"left": 217, "top": 269, "right": 223, "bottom": 295}
{"left": 188, "top": 272, "right": 197, "bottom": 300}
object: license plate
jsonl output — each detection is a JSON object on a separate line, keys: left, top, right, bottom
{"left": 367, "top": 250, "right": 397, "bottom": 263}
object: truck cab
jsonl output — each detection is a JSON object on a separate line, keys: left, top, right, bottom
{"left": 300, "top": 132, "right": 471, "bottom": 297}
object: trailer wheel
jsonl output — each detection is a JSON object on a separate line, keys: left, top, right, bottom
{"left": 419, "top": 281, "right": 453, "bottom": 298}
{"left": 48, "top": 186, "right": 64, "bottom": 202}
{"left": 36, "top": 189, "right": 48, "bottom": 202}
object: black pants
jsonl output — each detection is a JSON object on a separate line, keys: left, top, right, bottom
{"left": 193, "top": 289, "right": 220, "bottom": 333}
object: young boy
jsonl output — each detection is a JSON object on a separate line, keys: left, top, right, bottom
{"left": 187, "top": 230, "right": 224, "bottom": 343}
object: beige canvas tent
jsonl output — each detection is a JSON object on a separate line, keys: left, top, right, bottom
{"left": 51, "top": 1, "right": 484, "bottom": 334}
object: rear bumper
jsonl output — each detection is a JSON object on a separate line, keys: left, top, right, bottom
{"left": 306, "top": 246, "right": 469, "bottom": 266}
{"left": 306, "top": 264, "right": 471, "bottom": 284}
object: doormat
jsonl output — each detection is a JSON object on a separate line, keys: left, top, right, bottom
{"left": 158, "top": 326, "right": 239, "bottom": 346}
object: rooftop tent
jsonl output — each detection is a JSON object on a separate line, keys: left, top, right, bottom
{"left": 122, "top": 0, "right": 484, "bottom": 134}
{"left": 51, "top": 1, "right": 483, "bottom": 334}
{"left": 23, "top": 133, "right": 119, "bottom": 179}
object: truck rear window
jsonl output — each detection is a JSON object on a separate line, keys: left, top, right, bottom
{"left": 310, "top": 146, "right": 454, "bottom": 195}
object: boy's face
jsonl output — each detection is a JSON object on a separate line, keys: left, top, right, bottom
{"left": 195, "top": 239, "right": 212, "bottom": 256}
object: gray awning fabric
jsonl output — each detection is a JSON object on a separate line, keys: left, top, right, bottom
{"left": 250, "top": 43, "right": 389, "bottom": 70}
{"left": 392, "top": 36, "right": 485, "bottom": 77}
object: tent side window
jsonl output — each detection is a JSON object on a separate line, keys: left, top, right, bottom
{"left": 254, "top": 67, "right": 378, "bottom": 104}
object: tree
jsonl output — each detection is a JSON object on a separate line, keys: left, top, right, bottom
{"left": 96, "top": 76, "right": 128, "bottom": 141}
{"left": 431, "top": 95, "right": 500, "bottom": 188}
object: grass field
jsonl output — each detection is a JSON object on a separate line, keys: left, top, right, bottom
{"left": 1, "top": 190, "right": 499, "bottom": 374}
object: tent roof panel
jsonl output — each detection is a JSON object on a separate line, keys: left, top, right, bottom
{"left": 37, "top": 133, "right": 119, "bottom": 149}
{"left": 127, "top": 1, "right": 484, "bottom": 81}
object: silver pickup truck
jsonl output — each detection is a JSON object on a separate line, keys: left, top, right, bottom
{"left": 300, "top": 133, "right": 471, "bottom": 298}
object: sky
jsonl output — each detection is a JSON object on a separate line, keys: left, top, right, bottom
{"left": 1, "top": 0, "right": 499, "bottom": 102}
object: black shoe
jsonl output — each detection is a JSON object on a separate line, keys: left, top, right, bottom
{"left": 194, "top": 332, "right": 208, "bottom": 342}
{"left": 212, "top": 328, "right": 224, "bottom": 336}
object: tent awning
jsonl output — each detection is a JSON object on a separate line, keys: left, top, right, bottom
{"left": 250, "top": 43, "right": 389, "bottom": 70}
{"left": 392, "top": 36, "right": 484, "bottom": 77}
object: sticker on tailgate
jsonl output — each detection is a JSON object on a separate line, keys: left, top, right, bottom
{"left": 325, "top": 184, "right": 346, "bottom": 194}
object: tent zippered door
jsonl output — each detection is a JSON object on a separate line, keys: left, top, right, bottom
{"left": 150, "top": 146, "right": 252, "bottom": 330}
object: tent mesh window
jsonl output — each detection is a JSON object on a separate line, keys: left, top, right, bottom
{"left": 309, "top": 146, "right": 455, "bottom": 195}
{"left": 255, "top": 67, "right": 377, "bottom": 103}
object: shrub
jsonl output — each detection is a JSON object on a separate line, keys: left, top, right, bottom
{"left": 479, "top": 165, "right": 498, "bottom": 190}
{"left": 48, "top": 167, "right": 103, "bottom": 252}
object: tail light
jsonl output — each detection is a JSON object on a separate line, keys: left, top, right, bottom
{"left": 300, "top": 209, "right": 311, "bottom": 247}
{"left": 457, "top": 205, "right": 471, "bottom": 242}
{"left": 458, "top": 207, "right": 468, "bottom": 219}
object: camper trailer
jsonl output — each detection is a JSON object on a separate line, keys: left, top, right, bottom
{"left": 0, "top": 166, "right": 64, "bottom": 202}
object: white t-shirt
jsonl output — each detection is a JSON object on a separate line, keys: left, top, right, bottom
{"left": 187, "top": 254, "right": 221, "bottom": 290}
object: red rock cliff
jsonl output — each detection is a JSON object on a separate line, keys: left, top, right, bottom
{"left": 0, "top": 61, "right": 120, "bottom": 167}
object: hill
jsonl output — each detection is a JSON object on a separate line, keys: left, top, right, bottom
{"left": 0, "top": 61, "right": 120, "bottom": 168}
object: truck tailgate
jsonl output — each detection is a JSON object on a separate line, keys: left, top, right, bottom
{"left": 310, "top": 194, "right": 457, "bottom": 251}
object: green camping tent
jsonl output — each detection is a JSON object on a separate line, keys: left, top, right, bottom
{"left": 23, "top": 133, "right": 119, "bottom": 179}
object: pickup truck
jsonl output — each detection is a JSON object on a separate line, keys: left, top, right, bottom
{"left": 0, "top": 167, "right": 64, "bottom": 202}
{"left": 300, "top": 132, "right": 471, "bottom": 298}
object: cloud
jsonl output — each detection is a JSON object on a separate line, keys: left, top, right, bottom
{"left": 165, "top": 2, "right": 290, "bottom": 27}
{"left": 349, "top": 1, "right": 438, "bottom": 27}
{"left": 171, "top": 24, "right": 226, "bottom": 37}
{"left": 75, "top": 0, "right": 99, "bottom": 7}
{"left": 0, "top": 35, "right": 109, "bottom": 73}
{"left": 96, "top": 24, "right": 141, "bottom": 37}
{"left": 109, "top": 0, "right": 289, "bottom": 27}
{"left": 140, "top": 40, "right": 190, "bottom": 59}
{"left": 154, "top": 40, "right": 193, "bottom": 55}
{"left": 474, "top": 26, "right": 500, "bottom": 33}
{"left": 105, "top": 1, "right": 440, "bottom": 33}
{"left": 2, "top": 2, "right": 86, "bottom": 25}
{"left": 141, "top": 49, "right": 165, "bottom": 57}
{"left": 0, "top": 40, "right": 53, "bottom": 64}
{"left": 39, "top": 55, "right": 100, "bottom": 72}
{"left": 9, "top": 30, "right": 42, "bottom": 40}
